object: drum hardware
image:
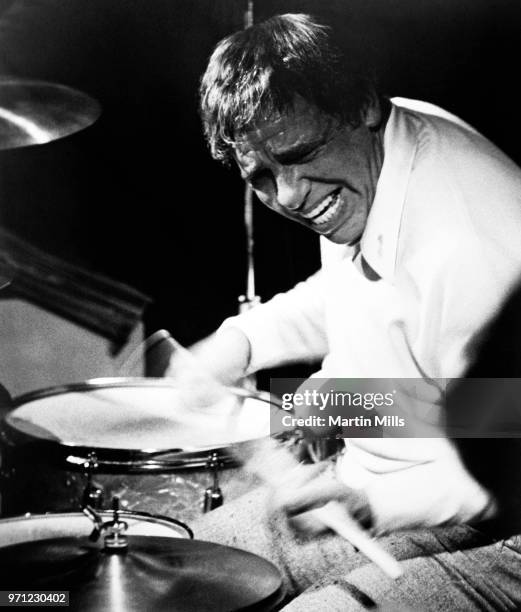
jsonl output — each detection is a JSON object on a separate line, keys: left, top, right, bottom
{"left": 238, "top": 184, "right": 261, "bottom": 391}
{"left": 66, "top": 448, "right": 217, "bottom": 473}
{"left": 238, "top": 183, "right": 260, "bottom": 317}
{"left": 102, "top": 497, "right": 128, "bottom": 551}
{"left": 241, "top": 0, "right": 256, "bottom": 316}
{"left": 203, "top": 452, "right": 224, "bottom": 512}
{"left": 82, "top": 504, "right": 104, "bottom": 541}
{"left": 83, "top": 497, "right": 130, "bottom": 552}
{"left": 81, "top": 452, "right": 104, "bottom": 510}
{"left": 84, "top": 497, "right": 130, "bottom": 552}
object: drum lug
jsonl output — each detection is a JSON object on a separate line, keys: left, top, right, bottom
{"left": 203, "top": 452, "right": 224, "bottom": 512}
{"left": 82, "top": 483, "right": 104, "bottom": 510}
{"left": 203, "top": 486, "right": 223, "bottom": 512}
{"left": 82, "top": 452, "right": 104, "bottom": 510}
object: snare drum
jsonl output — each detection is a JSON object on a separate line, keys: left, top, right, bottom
{"left": 0, "top": 510, "right": 192, "bottom": 547}
{"left": 0, "top": 378, "right": 277, "bottom": 522}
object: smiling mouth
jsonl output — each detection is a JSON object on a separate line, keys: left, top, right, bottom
{"left": 301, "top": 189, "right": 342, "bottom": 226}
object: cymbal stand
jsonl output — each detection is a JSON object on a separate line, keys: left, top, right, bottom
{"left": 236, "top": 0, "right": 260, "bottom": 390}
{"left": 238, "top": 183, "right": 260, "bottom": 315}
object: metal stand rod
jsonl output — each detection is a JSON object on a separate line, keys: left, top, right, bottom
{"left": 237, "top": 2, "right": 260, "bottom": 389}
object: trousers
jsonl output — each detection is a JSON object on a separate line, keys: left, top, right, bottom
{"left": 193, "top": 486, "right": 521, "bottom": 611}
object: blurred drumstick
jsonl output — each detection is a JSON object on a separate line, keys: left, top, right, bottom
{"left": 312, "top": 506, "right": 403, "bottom": 580}
{"left": 241, "top": 438, "right": 403, "bottom": 581}
{"left": 119, "top": 329, "right": 173, "bottom": 376}
{"left": 120, "top": 329, "right": 221, "bottom": 380}
{"left": 120, "top": 329, "right": 281, "bottom": 408}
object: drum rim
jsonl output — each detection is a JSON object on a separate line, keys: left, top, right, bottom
{"left": 12, "top": 377, "right": 279, "bottom": 408}
{"left": 0, "top": 508, "right": 194, "bottom": 539}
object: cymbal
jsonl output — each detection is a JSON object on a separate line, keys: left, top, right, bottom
{"left": 0, "top": 78, "right": 101, "bottom": 150}
{"left": 0, "top": 536, "right": 284, "bottom": 611}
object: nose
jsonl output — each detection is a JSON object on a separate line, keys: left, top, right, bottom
{"left": 275, "top": 168, "right": 309, "bottom": 211}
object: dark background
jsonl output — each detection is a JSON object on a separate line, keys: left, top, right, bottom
{"left": 0, "top": 0, "right": 519, "bottom": 352}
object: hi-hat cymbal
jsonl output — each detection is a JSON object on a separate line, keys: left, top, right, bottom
{"left": 0, "top": 536, "right": 284, "bottom": 611}
{"left": 0, "top": 78, "right": 101, "bottom": 150}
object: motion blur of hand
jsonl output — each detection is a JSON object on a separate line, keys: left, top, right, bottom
{"left": 244, "top": 439, "right": 369, "bottom": 535}
{"left": 263, "top": 456, "right": 372, "bottom": 535}
{"left": 164, "top": 327, "right": 252, "bottom": 409}
{"left": 164, "top": 345, "right": 230, "bottom": 410}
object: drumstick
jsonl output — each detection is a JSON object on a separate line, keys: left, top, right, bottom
{"left": 312, "top": 505, "right": 403, "bottom": 580}
{"left": 118, "top": 329, "right": 173, "bottom": 376}
{"left": 241, "top": 438, "right": 403, "bottom": 581}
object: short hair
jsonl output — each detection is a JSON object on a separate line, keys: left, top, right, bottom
{"left": 200, "top": 14, "right": 374, "bottom": 164}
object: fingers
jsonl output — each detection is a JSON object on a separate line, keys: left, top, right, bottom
{"left": 268, "top": 462, "right": 373, "bottom": 534}
{"left": 277, "top": 478, "right": 345, "bottom": 516}
{"left": 270, "top": 463, "right": 369, "bottom": 515}
{"left": 287, "top": 511, "right": 330, "bottom": 535}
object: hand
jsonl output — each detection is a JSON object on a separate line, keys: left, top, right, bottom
{"left": 164, "top": 348, "right": 229, "bottom": 409}
{"left": 164, "top": 327, "right": 252, "bottom": 408}
{"left": 268, "top": 461, "right": 372, "bottom": 535}
{"left": 360, "top": 454, "right": 497, "bottom": 534}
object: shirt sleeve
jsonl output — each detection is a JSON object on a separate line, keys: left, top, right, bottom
{"left": 417, "top": 235, "right": 521, "bottom": 380}
{"left": 219, "top": 271, "right": 328, "bottom": 373}
{"left": 363, "top": 443, "right": 496, "bottom": 533}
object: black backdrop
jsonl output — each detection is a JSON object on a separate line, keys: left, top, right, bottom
{"left": 0, "top": 0, "right": 519, "bottom": 355}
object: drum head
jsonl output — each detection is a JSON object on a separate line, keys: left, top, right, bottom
{"left": 5, "top": 379, "right": 276, "bottom": 471}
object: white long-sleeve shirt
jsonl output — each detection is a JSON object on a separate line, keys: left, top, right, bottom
{"left": 224, "top": 99, "right": 521, "bottom": 530}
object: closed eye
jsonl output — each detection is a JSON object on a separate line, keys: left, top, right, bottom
{"left": 274, "top": 142, "right": 323, "bottom": 165}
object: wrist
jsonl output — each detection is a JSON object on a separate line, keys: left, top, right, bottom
{"left": 192, "top": 326, "right": 252, "bottom": 385}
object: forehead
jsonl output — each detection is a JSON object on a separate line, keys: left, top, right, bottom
{"left": 233, "top": 98, "right": 334, "bottom": 160}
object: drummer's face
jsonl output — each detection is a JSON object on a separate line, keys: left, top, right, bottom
{"left": 233, "top": 97, "right": 383, "bottom": 245}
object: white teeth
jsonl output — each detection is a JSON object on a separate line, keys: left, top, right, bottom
{"left": 301, "top": 193, "right": 336, "bottom": 219}
{"left": 310, "top": 192, "right": 341, "bottom": 225}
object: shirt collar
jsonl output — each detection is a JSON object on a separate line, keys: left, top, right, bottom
{"left": 360, "top": 102, "right": 418, "bottom": 282}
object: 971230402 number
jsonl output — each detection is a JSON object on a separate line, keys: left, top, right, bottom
{"left": 0, "top": 592, "right": 69, "bottom": 606}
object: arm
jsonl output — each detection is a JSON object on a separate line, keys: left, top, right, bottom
{"left": 219, "top": 270, "right": 328, "bottom": 374}
{"left": 164, "top": 271, "right": 328, "bottom": 402}
{"left": 165, "top": 326, "right": 252, "bottom": 386}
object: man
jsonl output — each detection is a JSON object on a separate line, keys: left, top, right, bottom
{"left": 174, "top": 14, "right": 521, "bottom": 610}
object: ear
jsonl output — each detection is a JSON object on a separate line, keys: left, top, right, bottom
{"left": 362, "top": 91, "right": 382, "bottom": 129}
